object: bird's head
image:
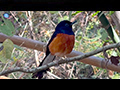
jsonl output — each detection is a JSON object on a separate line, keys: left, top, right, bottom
{"left": 55, "top": 20, "right": 77, "bottom": 35}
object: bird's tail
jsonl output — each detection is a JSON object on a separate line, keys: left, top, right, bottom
{"left": 32, "top": 54, "right": 55, "bottom": 79}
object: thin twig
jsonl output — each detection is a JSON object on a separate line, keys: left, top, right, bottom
{"left": 34, "top": 50, "right": 39, "bottom": 67}
{"left": 2, "top": 62, "right": 8, "bottom": 72}
{"left": 10, "top": 11, "right": 22, "bottom": 27}
{"left": 11, "top": 73, "right": 17, "bottom": 79}
{"left": 20, "top": 23, "right": 28, "bottom": 37}
{"left": 47, "top": 71, "right": 61, "bottom": 79}
{"left": 69, "top": 62, "right": 76, "bottom": 78}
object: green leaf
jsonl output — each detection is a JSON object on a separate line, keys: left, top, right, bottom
{"left": 92, "top": 11, "right": 100, "bottom": 17}
{"left": 101, "top": 30, "right": 108, "bottom": 41}
{"left": 0, "top": 15, "right": 15, "bottom": 36}
{"left": 14, "top": 44, "right": 24, "bottom": 51}
{"left": 13, "top": 56, "right": 18, "bottom": 62}
{"left": 109, "top": 11, "right": 115, "bottom": 15}
{"left": 111, "top": 51, "right": 117, "bottom": 56}
{"left": 49, "top": 11, "right": 58, "bottom": 14}
{"left": 112, "top": 74, "right": 120, "bottom": 79}
{"left": 0, "top": 39, "right": 14, "bottom": 63}
{"left": 72, "top": 11, "right": 83, "bottom": 16}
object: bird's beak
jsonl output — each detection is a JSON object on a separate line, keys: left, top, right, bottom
{"left": 71, "top": 20, "right": 77, "bottom": 25}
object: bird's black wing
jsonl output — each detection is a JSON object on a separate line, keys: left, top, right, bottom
{"left": 32, "top": 31, "right": 57, "bottom": 79}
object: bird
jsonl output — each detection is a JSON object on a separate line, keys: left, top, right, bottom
{"left": 32, "top": 20, "right": 77, "bottom": 79}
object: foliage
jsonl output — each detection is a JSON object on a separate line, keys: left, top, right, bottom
{"left": 92, "top": 11, "right": 100, "bottom": 17}
{"left": 109, "top": 11, "right": 115, "bottom": 15}
{"left": 72, "top": 11, "right": 83, "bottom": 16}
{"left": 98, "top": 11, "right": 120, "bottom": 52}
{"left": 0, "top": 14, "right": 15, "bottom": 36}
{"left": 0, "top": 39, "right": 14, "bottom": 63}
{"left": 0, "top": 11, "right": 119, "bottom": 79}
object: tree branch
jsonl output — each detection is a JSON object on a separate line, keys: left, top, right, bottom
{"left": 1, "top": 42, "right": 120, "bottom": 76}
{"left": 0, "top": 33, "right": 46, "bottom": 52}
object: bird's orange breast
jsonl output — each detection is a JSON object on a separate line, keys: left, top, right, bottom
{"left": 48, "top": 33, "right": 75, "bottom": 57}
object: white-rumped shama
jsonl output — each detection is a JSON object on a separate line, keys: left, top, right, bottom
{"left": 33, "top": 20, "right": 77, "bottom": 79}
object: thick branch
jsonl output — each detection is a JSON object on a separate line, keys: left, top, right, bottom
{"left": 0, "top": 33, "right": 46, "bottom": 52}
{"left": 1, "top": 42, "right": 120, "bottom": 75}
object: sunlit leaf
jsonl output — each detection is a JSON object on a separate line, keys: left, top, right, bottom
{"left": 109, "top": 11, "right": 115, "bottom": 15}
{"left": 92, "top": 11, "right": 100, "bottom": 17}
{"left": 112, "top": 74, "right": 120, "bottom": 79}
{"left": 111, "top": 51, "right": 117, "bottom": 56}
{"left": 0, "top": 39, "right": 14, "bottom": 63}
{"left": 49, "top": 11, "right": 58, "bottom": 14}
{"left": 72, "top": 11, "right": 83, "bottom": 16}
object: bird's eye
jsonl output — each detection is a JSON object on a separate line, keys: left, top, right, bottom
{"left": 65, "top": 23, "right": 69, "bottom": 27}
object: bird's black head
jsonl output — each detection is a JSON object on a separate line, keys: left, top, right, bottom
{"left": 55, "top": 20, "right": 76, "bottom": 35}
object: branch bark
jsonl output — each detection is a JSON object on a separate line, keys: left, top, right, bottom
{"left": 0, "top": 33, "right": 46, "bottom": 52}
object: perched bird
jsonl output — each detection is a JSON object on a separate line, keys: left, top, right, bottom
{"left": 33, "top": 20, "right": 77, "bottom": 79}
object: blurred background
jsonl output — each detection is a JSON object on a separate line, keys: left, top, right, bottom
{"left": 0, "top": 11, "right": 118, "bottom": 79}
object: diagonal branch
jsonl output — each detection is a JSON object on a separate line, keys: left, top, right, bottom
{"left": 0, "top": 42, "right": 120, "bottom": 76}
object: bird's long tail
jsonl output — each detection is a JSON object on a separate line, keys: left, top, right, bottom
{"left": 32, "top": 54, "right": 55, "bottom": 79}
